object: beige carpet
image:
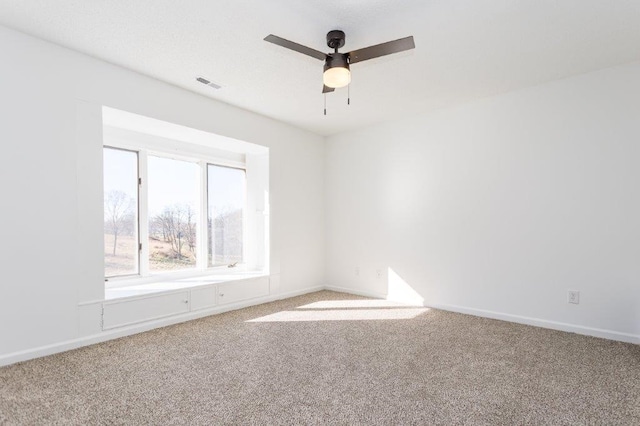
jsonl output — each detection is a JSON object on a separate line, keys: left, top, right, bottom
{"left": 1, "top": 290, "right": 639, "bottom": 425}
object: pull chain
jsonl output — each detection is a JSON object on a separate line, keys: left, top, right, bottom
{"left": 324, "top": 93, "right": 327, "bottom": 116}
{"left": 348, "top": 84, "right": 350, "bottom": 105}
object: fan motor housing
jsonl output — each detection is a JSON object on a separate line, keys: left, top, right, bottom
{"left": 324, "top": 53, "right": 350, "bottom": 72}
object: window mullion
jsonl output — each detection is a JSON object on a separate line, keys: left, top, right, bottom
{"left": 138, "top": 150, "right": 150, "bottom": 277}
{"left": 197, "top": 160, "right": 208, "bottom": 270}
{"left": 243, "top": 170, "right": 249, "bottom": 268}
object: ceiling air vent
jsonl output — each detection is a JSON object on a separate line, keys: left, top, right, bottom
{"left": 196, "top": 77, "right": 221, "bottom": 90}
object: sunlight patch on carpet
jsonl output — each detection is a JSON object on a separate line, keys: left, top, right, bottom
{"left": 246, "top": 308, "right": 429, "bottom": 322}
{"left": 296, "top": 299, "right": 415, "bottom": 309}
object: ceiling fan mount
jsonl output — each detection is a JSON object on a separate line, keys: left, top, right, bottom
{"left": 264, "top": 30, "right": 415, "bottom": 95}
{"left": 326, "top": 30, "right": 346, "bottom": 51}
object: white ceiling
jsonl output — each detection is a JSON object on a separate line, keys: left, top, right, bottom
{"left": 1, "top": 0, "right": 639, "bottom": 136}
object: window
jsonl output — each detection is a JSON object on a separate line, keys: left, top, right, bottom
{"left": 208, "top": 165, "right": 246, "bottom": 267}
{"left": 103, "top": 148, "right": 246, "bottom": 280}
{"left": 148, "top": 156, "right": 199, "bottom": 272}
{"left": 103, "top": 148, "right": 139, "bottom": 277}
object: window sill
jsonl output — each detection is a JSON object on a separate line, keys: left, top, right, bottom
{"left": 106, "top": 266, "right": 259, "bottom": 288}
{"left": 105, "top": 270, "right": 268, "bottom": 301}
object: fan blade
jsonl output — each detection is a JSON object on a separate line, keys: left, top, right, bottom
{"left": 264, "top": 34, "right": 327, "bottom": 61}
{"left": 322, "top": 85, "right": 335, "bottom": 94}
{"left": 348, "top": 36, "right": 415, "bottom": 64}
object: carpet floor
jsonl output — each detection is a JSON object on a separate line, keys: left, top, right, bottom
{"left": 0, "top": 290, "right": 639, "bottom": 425}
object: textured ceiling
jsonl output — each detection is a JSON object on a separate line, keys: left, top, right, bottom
{"left": 1, "top": 0, "right": 640, "bottom": 136}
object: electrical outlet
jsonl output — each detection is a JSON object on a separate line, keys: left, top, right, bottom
{"left": 568, "top": 290, "right": 580, "bottom": 304}
{"left": 355, "top": 267, "right": 360, "bottom": 277}
{"left": 376, "top": 269, "right": 382, "bottom": 279}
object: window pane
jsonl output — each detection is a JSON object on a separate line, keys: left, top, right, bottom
{"left": 104, "top": 148, "right": 138, "bottom": 277}
{"left": 148, "top": 156, "right": 199, "bottom": 272}
{"left": 208, "top": 165, "right": 245, "bottom": 267}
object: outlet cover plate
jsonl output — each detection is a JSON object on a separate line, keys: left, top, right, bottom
{"left": 568, "top": 290, "right": 580, "bottom": 304}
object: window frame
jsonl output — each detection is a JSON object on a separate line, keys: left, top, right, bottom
{"left": 103, "top": 143, "right": 248, "bottom": 285}
{"left": 103, "top": 145, "right": 141, "bottom": 280}
{"left": 206, "top": 163, "right": 247, "bottom": 269}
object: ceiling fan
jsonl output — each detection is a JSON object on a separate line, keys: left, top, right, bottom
{"left": 264, "top": 30, "right": 415, "bottom": 94}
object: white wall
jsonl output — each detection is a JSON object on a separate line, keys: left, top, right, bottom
{"left": 326, "top": 62, "right": 640, "bottom": 342}
{"left": 2, "top": 22, "right": 638, "bottom": 363}
{"left": 0, "top": 25, "right": 324, "bottom": 358}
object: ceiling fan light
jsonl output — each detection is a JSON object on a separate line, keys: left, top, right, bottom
{"left": 323, "top": 67, "right": 351, "bottom": 88}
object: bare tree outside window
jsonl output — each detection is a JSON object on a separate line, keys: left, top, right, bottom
{"left": 147, "top": 156, "right": 199, "bottom": 272}
{"left": 149, "top": 203, "right": 197, "bottom": 267}
{"left": 104, "top": 190, "right": 135, "bottom": 255}
{"left": 103, "top": 147, "right": 139, "bottom": 277}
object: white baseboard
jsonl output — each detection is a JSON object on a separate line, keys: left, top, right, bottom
{"left": 323, "top": 285, "right": 387, "bottom": 299}
{"left": 324, "top": 284, "right": 639, "bottom": 345}
{"left": 0, "top": 285, "right": 324, "bottom": 367}
{"left": 2, "top": 284, "right": 637, "bottom": 367}
{"left": 425, "top": 302, "right": 640, "bottom": 345}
